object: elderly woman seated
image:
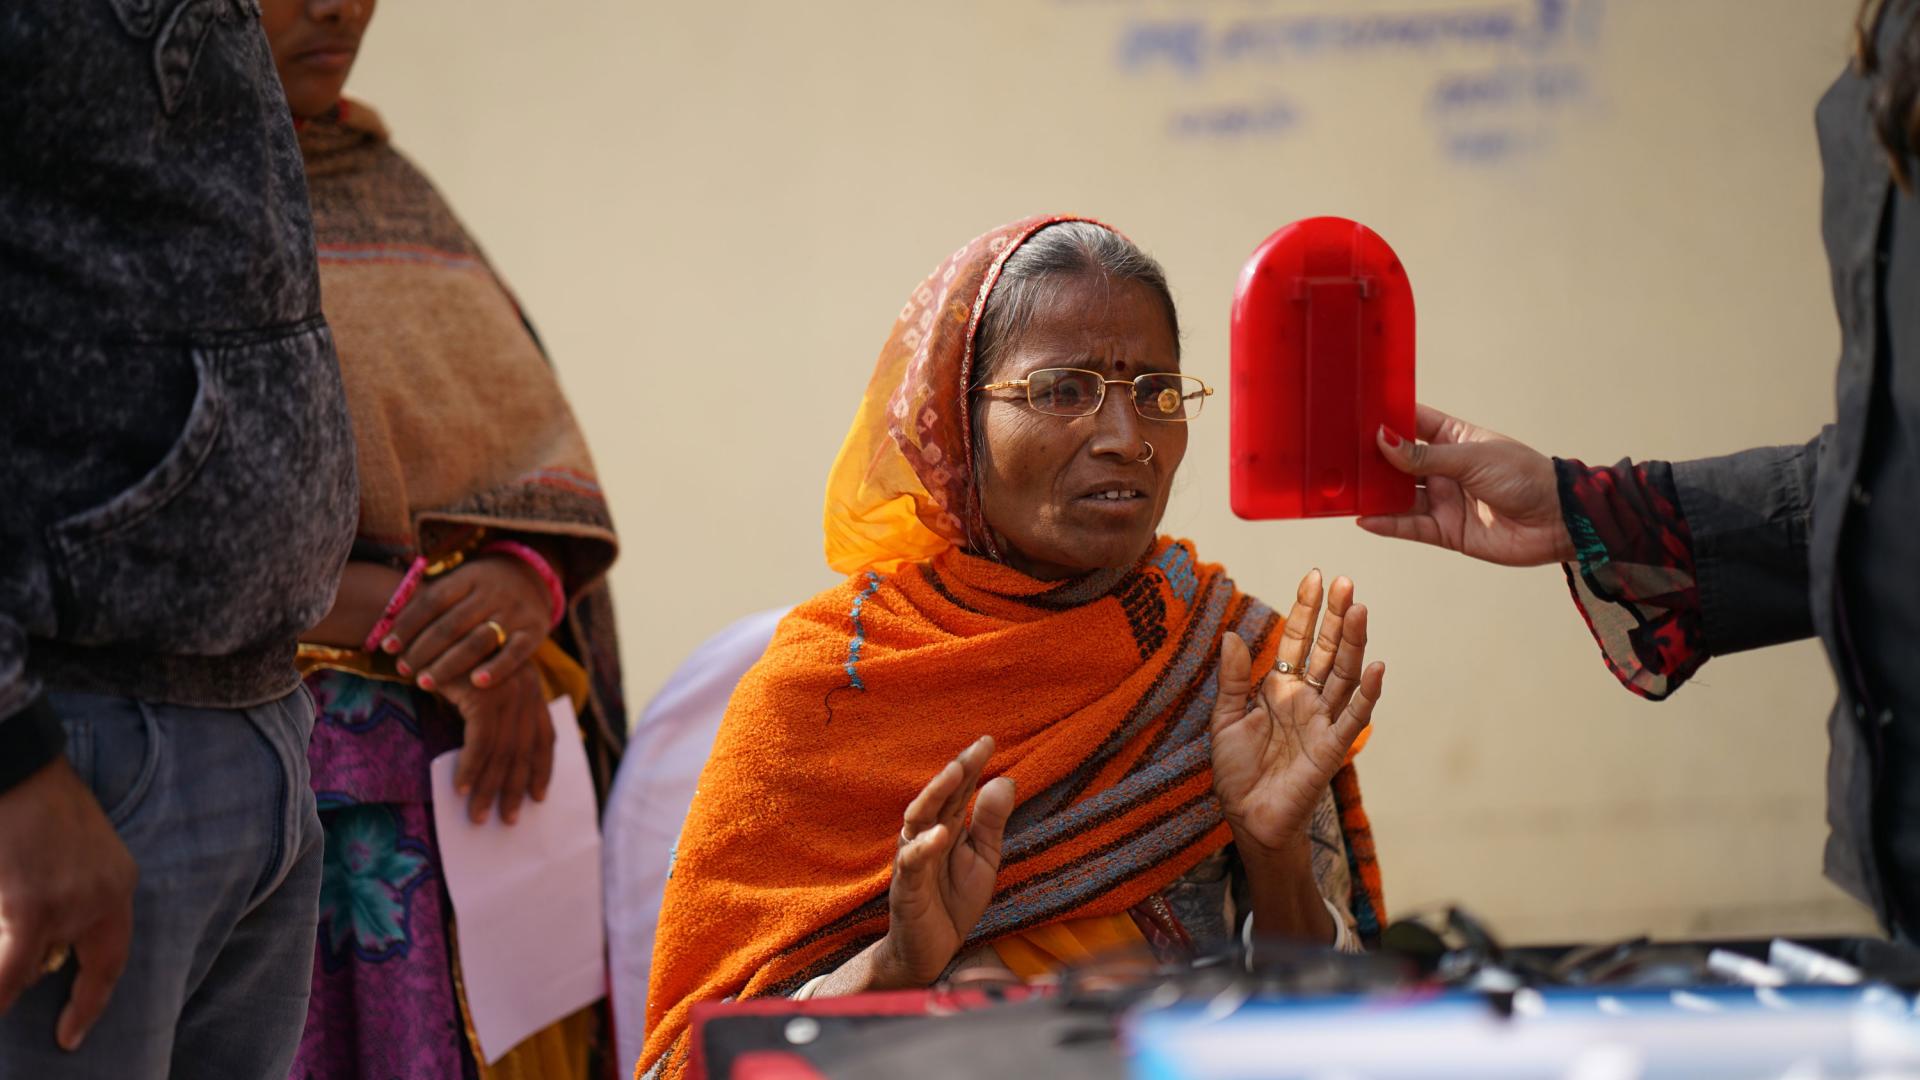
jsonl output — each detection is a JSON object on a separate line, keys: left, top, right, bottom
{"left": 640, "top": 216, "right": 1388, "bottom": 1078}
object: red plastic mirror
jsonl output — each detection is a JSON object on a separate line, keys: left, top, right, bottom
{"left": 1230, "top": 217, "right": 1416, "bottom": 520}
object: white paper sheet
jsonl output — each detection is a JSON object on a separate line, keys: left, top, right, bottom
{"left": 431, "top": 697, "right": 605, "bottom": 1064}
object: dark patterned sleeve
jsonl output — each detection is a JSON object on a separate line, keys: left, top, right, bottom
{"left": 1554, "top": 457, "right": 1707, "bottom": 701}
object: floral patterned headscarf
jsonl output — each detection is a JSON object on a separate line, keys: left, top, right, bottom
{"left": 821, "top": 214, "right": 1103, "bottom": 574}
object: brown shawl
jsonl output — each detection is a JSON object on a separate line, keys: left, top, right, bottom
{"left": 299, "top": 100, "right": 626, "bottom": 783}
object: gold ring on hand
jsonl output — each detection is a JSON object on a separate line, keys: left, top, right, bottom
{"left": 41, "top": 944, "right": 69, "bottom": 976}
{"left": 483, "top": 619, "right": 508, "bottom": 650}
{"left": 1274, "top": 660, "right": 1300, "bottom": 677}
{"left": 1303, "top": 673, "right": 1327, "bottom": 690}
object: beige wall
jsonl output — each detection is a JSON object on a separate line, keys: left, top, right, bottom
{"left": 348, "top": 0, "right": 1878, "bottom": 942}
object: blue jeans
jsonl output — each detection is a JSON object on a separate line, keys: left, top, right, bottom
{"left": 0, "top": 690, "right": 322, "bottom": 1078}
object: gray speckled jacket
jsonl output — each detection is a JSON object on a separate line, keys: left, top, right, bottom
{"left": 0, "top": 2, "right": 357, "bottom": 726}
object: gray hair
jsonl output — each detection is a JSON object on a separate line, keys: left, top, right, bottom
{"left": 972, "top": 221, "right": 1181, "bottom": 382}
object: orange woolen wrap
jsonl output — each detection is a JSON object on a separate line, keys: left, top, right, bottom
{"left": 639, "top": 537, "right": 1386, "bottom": 1078}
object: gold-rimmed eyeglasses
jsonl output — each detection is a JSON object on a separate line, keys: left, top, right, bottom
{"left": 973, "top": 368, "right": 1214, "bottom": 421}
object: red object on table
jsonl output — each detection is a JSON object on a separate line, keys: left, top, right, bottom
{"left": 1230, "top": 217, "right": 1416, "bottom": 520}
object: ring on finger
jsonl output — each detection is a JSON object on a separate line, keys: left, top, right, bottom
{"left": 1303, "top": 673, "right": 1327, "bottom": 690}
{"left": 41, "top": 944, "right": 70, "bottom": 976}
{"left": 1274, "top": 660, "right": 1301, "bottom": 677}
{"left": 483, "top": 619, "right": 508, "bottom": 651}
{"left": 899, "top": 824, "right": 915, "bottom": 845}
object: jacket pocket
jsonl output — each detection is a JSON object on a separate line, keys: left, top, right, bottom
{"left": 107, "top": 0, "right": 251, "bottom": 115}
{"left": 47, "top": 319, "right": 358, "bottom": 655}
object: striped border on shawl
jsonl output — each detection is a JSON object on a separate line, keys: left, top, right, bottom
{"left": 755, "top": 750, "right": 1227, "bottom": 995}
{"left": 1001, "top": 734, "right": 1216, "bottom": 869}
{"left": 1149, "top": 594, "right": 1279, "bottom": 756}
{"left": 1331, "top": 764, "right": 1385, "bottom": 943}
{"left": 1005, "top": 572, "right": 1235, "bottom": 825}
{"left": 917, "top": 563, "right": 985, "bottom": 616}
{"left": 1015, "top": 563, "right": 1137, "bottom": 611}
{"left": 763, "top": 895, "right": 893, "bottom": 997}
{"left": 973, "top": 783, "right": 1222, "bottom": 941}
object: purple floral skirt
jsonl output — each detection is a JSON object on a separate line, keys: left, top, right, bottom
{"left": 291, "top": 669, "right": 474, "bottom": 1080}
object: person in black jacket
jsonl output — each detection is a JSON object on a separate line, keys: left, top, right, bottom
{"left": 0, "top": 1, "right": 358, "bottom": 1075}
{"left": 1357, "top": 0, "right": 1920, "bottom": 938}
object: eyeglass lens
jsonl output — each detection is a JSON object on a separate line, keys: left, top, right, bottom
{"left": 1026, "top": 368, "right": 1206, "bottom": 420}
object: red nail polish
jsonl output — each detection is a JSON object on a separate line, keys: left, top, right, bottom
{"left": 395, "top": 660, "right": 412, "bottom": 677}
{"left": 382, "top": 636, "right": 401, "bottom": 654}
{"left": 417, "top": 674, "right": 435, "bottom": 692}
{"left": 472, "top": 671, "right": 492, "bottom": 688}
{"left": 1379, "top": 424, "right": 1404, "bottom": 449}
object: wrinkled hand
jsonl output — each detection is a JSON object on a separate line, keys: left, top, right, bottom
{"left": 437, "top": 663, "right": 554, "bottom": 825}
{"left": 0, "top": 758, "right": 136, "bottom": 1052}
{"left": 875, "top": 736, "right": 1016, "bottom": 986}
{"left": 379, "top": 554, "right": 553, "bottom": 692}
{"left": 1210, "top": 570, "right": 1384, "bottom": 857}
{"left": 1356, "top": 403, "right": 1575, "bottom": 567}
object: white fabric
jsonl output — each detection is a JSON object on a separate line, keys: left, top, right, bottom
{"left": 604, "top": 606, "right": 790, "bottom": 1077}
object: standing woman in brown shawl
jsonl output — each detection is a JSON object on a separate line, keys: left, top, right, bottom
{"left": 265, "top": 3, "right": 624, "bottom": 1077}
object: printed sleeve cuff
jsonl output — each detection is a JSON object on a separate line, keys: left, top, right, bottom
{"left": 1554, "top": 456, "right": 1709, "bottom": 701}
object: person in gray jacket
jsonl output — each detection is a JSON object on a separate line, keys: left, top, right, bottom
{"left": 1357, "top": 0, "right": 1920, "bottom": 939}
{"left": 0, "top": 1, "right": 357, "bottom": 1076}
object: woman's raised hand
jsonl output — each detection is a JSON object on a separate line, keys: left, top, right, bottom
{"left": 1209, "top": 571, "right": 1384, "bottom": 857}
{"left": 1357, "top": 403, "right": 1576, "bottom": 567}
{"left": 874, "top": 736, "right": 1016, "bottom": 987}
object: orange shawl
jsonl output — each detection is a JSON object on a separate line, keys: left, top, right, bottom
{"left": 644, "top": 539, "right": 1297, "bottom": 1077}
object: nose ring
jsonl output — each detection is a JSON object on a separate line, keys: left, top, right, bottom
{"left": 1137, "top": 441, "right": 1155, "bottom": 463}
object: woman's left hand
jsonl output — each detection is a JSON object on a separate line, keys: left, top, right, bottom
{"left": 436, "top": 661, "right": 555, "bottom": 825}
{"left": 1209, "top": 570, "right": 1385, "bottom": 858}
{"left": 379, "top": 554, "right": 553, "bottom": 692}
